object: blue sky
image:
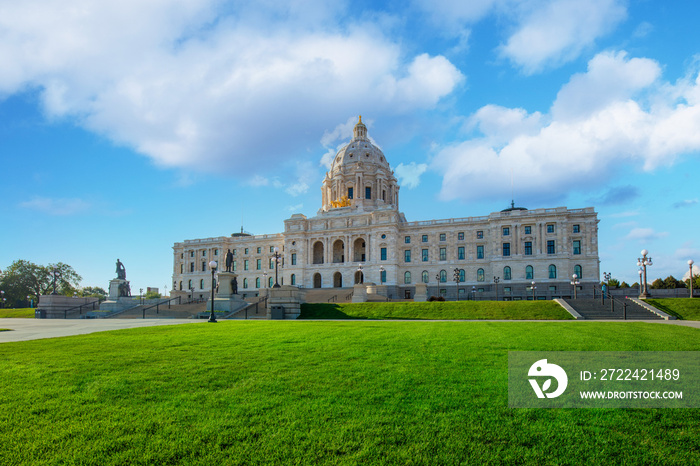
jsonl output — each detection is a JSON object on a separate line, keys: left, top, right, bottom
{"left": 2, "top": 0, "right": 700, "bottom": 293}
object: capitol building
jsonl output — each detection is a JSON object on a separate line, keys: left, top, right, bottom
{"left": 172, "top": 117, "right": 599, "bottom": 301}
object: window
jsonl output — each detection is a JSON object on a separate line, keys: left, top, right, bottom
{"left": 201, "top": 262, "right": 206, "bottom": 272}
{"left": 547, "top": 240, "right": 555, "bottom": 254}
{"left": 524, "top": 226, "right": 531, "bottom": 235}
{"left": 459, "top": 269, "right": 465, "bottom": 282}
{"left": 244, "top": 260, "right": 249, "bottom": 271}
{"left": 269, "top": 258, "right": 274, "bottom": 269}
{"left": 244, "top": 248, "right": 249, "bottom": 255}
{"left": 291, "top": 253, "right": 297, "bottom": 265}
{"left": 404, "top": 271, "right": 411, "bottom": 284}
{"left": 179, "top": 281, "right": 182, "bottom": 290}
{"left": 503, "top": 227, "right": 510, "bottom": 236}
{"left": 422, "top": 271, "right": 429, "bottom": 283}
{"left": 573, "top": 240, "right": 581, "bottom": 255}
{"left": 202, "top": 250, "right": 206, "bottom": 257}
{"left": 291, "top": 274, "right": 296, "bottom": 286}
{"left": 257, "top": 247, "right": 261, "bottom": 254}
{"left": 440, "top": 233, "right": 446, "bottom": 241}
{"left": 439, "top": 248, "right": 447, "bottom": 261}
{"left": 440, "top": 270, "right": 447, "bottom": 282}
{"left": 503, "top": 243, "right": 510, "bottom": 257}
{"left": 526, "top": 265, "right": 534, "bottom": 280}
{"left": 504, "top": 287, "right": 511, "bottom": 293}
{"left": 504, "top": 266, "right": 511, "bottom": 280}
{"left": 573, "top": 224, "right": 580, "bottom": 233}
{"left": 549, "top": 265, "right": 557, "bottom": 279}
{"left": 233, "top": 249, "right": 236, "bottom": 255}
{"left": 547, "top": 224, "right": 555, "bottom": 234}
{"left": 188, "top": 280, "right": 192, "bottom": 289}
{"left": 524, "top": 241, "right": 532, "bottom": 256}
{"left": 348, "top": 187, "right": 354, "bottom": 199}
{"left": 574, "top": 265, "right": 582, "bottom": 278}
{"left": 476, "top": 230, "right": 483, "bottom": 239}
{"left": 190, "top": 263, "right": 195, "bottom": 273}
{"left": 422, "top": 249, "right": 429, "bottom": 262}
{"left": 381, "top": 248, "right": 387, "bottom": 261}
{"left": 270, "top": 246, "right": 274, "bottom": 253}
{"left": 405, "top": 236, "right": 411, "bottom": 244}
{"left": 180, "top": 264, "right": 183, "bottom": 274}
{"left": 233, "top": 261, "right": 236, "bottom": 271}
{"left": 477, "top": 268, "right": 485, "bottom": 282}
{"left": 549, "top": 286, "right": 557, "bottom": 291}
{"left": 181, "top": 253, "right": 184, "bottom": 259}
{"left": 458, "top": 246, "right": 465, "bottom": 260}
{"left": 477, "top": 245, "right": 484, "bottom": 259}
{"left": 256, "top": 259, "right": 261, "bottom": 270}
{"left": 404, "top": 250, "right": 411, "bottom": 262}
{"left": 365, "top": 187, "right": 371, "bottom": 199}
{"left": 458, "top": 232, "right": 464, "bottom": 241}
{"left": 422, "top": 235, "right": 428, "bottom": 242}
{"left": 243, "top": 278, "right": 248, "bottom": 289}
{"left": 214, "top": 249, "right": 218, "bottom": 256}
{"left": 190, "top": 251, "right": 194, "bottom": 257}
{"left": 255, "top": 277, "right": 260, "bottom": 288}
{"left": 380, "top": 270, "right": 386, "bottom": 283}
{"left": 200, "top": 279, "right": 204, "bottom": 289}
{"left": 269, "top": 277, "right": 273, "bottom": 288}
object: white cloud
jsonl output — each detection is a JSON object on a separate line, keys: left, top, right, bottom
{"left": 673, "top": 199, "right": 699, "bottom": 209}
{"left": 625, "top": 228, "right": 668, "bottom": 242}
{"left": 394, "top": 162, "right": 428, "bottom": 189}
{"left": 286, "top": 203, "right": 304, "bottom": 213}
{"left": 248, "top": 175, "right": 270, "bottom": 187}
{"left": 19, "top": 197, "right": 91, "bottom": 215}
{"left": 433, "top": 51, "right": 700, "bottom": 202}
{"left": 499, "top": 0, "right": 627, "bottom": 74}
{"left": 0, "top": 1, "right": 463, "bottom": 177}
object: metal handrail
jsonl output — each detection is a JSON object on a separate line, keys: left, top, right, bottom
{"left": 62, "top": 298, "right": 103, "bottom": 318}
{"left": 140, "top": 296, "right": 182, "bottom": 318}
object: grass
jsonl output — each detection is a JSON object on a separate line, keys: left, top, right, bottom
{"left": 1, "top": 321, "right": 699, "bottom": 465}
{"left": 0, "top": 308, "right": 35, "bottom": 318}
{"left": 299, "top": 300, "right": 574, "bottom": 320}
{"left": 645, "top": 298, "right": 700, "bottom": 320}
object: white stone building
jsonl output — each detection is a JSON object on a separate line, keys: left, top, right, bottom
{"left": 172, "top": 117, "right": 600, "bottom": 301}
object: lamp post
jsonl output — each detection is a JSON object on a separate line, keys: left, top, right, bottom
{"left": 570, "top": 274, "right": 580, "bottom": 299}
{"left": 51, "top": 266, "right": 59, "bottom": 295}
{"left": 493, "top": 276, "right": 500, "bottom": 301}
{"left": 453, "top": 268, "right": 461, "bottom": 301}
{"left": 435, "top": 273, "right": 441, "bottom": 298}
{"left": 208, "top": 260, "right": 218, "bottom": 323}
{"left": 637, "top": 250, "right": 652, "bottom": 298}
{"left": 531, "top": 281, "right": 536, "bottom": 300}
{"left": 379, "top": 265, "right": 385, "bottom": 284}
{"left": 471, "top": 286, "right": 476, "bottom": 301}
{"left": 602, "top": 271, "right": 611, "bottom": 303}
{"left": 638, "top": 269, "right": 643, "bottom": 297}
{"left": 689, "top": 259, "right": 695, "bottom": 298}
{"left": 272, "top": 247, "right": 282, "bottom": 288}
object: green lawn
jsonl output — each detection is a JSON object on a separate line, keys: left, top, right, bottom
{"left": 1, "top": 321, "right": 698, "bottom": 465}
{"left": 0, "top": 308, "right": 35, "bottom": 318}
{"left": 300, "top": 300, "right": 573, "bottom": 320}
{"left": 645, "top": 298, "right": 700, "bottom": 320}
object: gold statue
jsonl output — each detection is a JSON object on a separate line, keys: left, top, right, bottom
{"left": 330, "top": 196, "right": 352, "bottom": 208}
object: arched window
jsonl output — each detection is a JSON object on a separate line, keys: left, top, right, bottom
{"left": 291, "top": 274, "right": 296, "bottom": 285}
{"left": 440, "top": 270, "right": 447, "bottom": 282}
{"left": 243, "top": 278, "right": 248, "bottom": 289}
{"left": 422, "top": 271, "right": 429, "bottom": 283}
{"left": 269, "top": 277, "right": 273, "bottom": 288}
{"left": 404, "top": 271, "right": 412, "bottom": 284}
{"left": 504, "top": 267, "right": 511, "bottom": 280}
{"left": 255, "top": 277, "right": 260, "bottom": 288}
{"left": 574, "top": 265, "right": 582, "bottom": 278}
{"left": 200, "top": 279, "right": 204, "bottom": 289}
{"left": 549, "top": 265, "right": 557, "bottom": 279}
{"left": 525, "top": 265, "right": 534, "bottom": 280}
{"left": 179, "top": 281, "right": 182, "bottom": 290}
{"left": 459, "top": 269, "right": 465, "bottom": 282}
{"left": 477, "top": 269, "right": 485, "bottom": 282}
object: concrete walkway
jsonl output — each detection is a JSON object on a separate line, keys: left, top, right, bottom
{"left": 0, "top": 318, "right": 205, "bottom": 343}
{"left": 0, "top": 318, "right": 697, "bottom": 343}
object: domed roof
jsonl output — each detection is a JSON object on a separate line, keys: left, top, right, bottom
{"left": 329, "top": 116, "right": 391, "bottom": 174}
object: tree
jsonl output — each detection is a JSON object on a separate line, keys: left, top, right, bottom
{"left": 0, "top": 260, "right": 82, "bottom": 307}
{"left": 619, "top": 281, "right": 630, "bottom": 289}
{"left": 145, "top": 290, "right": 161, "bottom": 299}
{"left": 606, "top": 278, "right": 620, "bottom": 288}
{"left": 80, "top": 286, "right": 107, "bottom": 299}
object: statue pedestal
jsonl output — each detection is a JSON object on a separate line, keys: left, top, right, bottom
{"left": 216, "top": 272, "right": 239, "bottom": 298}
{"left": 414, "top": 283, "right": 428, "bottom": 302}
{"left": 108, "top": 279, "right": 130, "bottom": 299}
{"left": 351, "top": 284, "right": 368, "bottom": 303}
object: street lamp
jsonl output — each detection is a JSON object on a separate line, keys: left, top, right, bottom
{"left": 263, "top": 271, "right": 268, "bottom": 288}
{"left": 272, "top": 247, "right": 282, "bottom": 288}
{"left": 531, "top": 281, "right": 536, "bottom": 300}
{"left": 638, "top": 269, "right": 643, "bottom": 296}
{"left": 471, "top": 286, "right": 476, "bottom": 301}
{"left": 208, "top": 260, "right": 218, "bottom": 323}
{"left": 689, "top": 259, "right": 695, "bottom": 298}
{"left": 453, "top": 268, "right": 461, "bottom": 301}
{"left": 570, "top": 274, "right": 580, "bottom": 299}
{"left": 493, "top": 276, "right": 500, "bottom": 301}
{"left": 602, "top": 271, "right": 611, "bottom": 302}
{"left": 379, "top": 265, "right": 385, "bottom": 284}
{"left": 636, "top": 250, "right": 653, "bottom": 298}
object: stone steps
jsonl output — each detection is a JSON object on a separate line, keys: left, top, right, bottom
{"left": 563, "top": 298, "right": 663, "bottom": 320}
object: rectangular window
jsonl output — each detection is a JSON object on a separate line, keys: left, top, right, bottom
{"left": 458, "top": 246, "right": 465, "bottom": 260}
{"left": 270, "top": 246, "right": 274, "bottom": 253}
{"left": 504, "top": 287, "right": 511, "bottom": 293}
{"left": 180, "top": 264, "right": 183, "bottom": 273}
{"left": 291, "top": 253, "right": 297, "bottom": 265}
{"left": 269, "top": 258, "right": 274, "bottom": 269}
{"left": 190, "top": 251, "right": 194, "bottom": 257}
{"left": 458, "top": 232, "right": 464, "bottom": 241}
{"left": 365, "top": 186, "right": 371, "bottom": 199}
{"left": 380, "top": 248, "right": 387, "bottom": 261}
{"left": 503, "top": 243, "right": 510, "bottom": 257}
{"left": 214, "top": 249, "right": 218, "bottom": 256}
{"left": 422, "top": 235, "right": 428, "bottom": 242}
{"left": 405, "top": 236, "right": 411, "bottom": 244}
{"left": 202, "top": 250, "right": 206, "bottom": 257}
{"left": 573, "top": 224, "right": 580, "bottom": 233}
{"left": 244, "top": 248, "right": 249, "bottom": 255}
{"left": 244, "top": 260, "right": 249, "bottom": 271}
{"left": 547, "top": 224, "right": 555, "bottom": 234}
{"left": 404, "top": 250, "right": 411, "bottom": 262}
{"left": 503, "top": 227, "right": 510, "bottom": 236}
{"left": 547, "top": 240, "right": 555, "bottom": 254}
{"left": 256, "top": 259, "right": 261, "bottom": 270}
{"left": 476, "top": 231, "right": 483, "bottom": 239}
{"left": 201, "top": 262, "right": 206, "bottom": 272}
{"left": 524, "top": 241, "right": 532, "bottom": 256}
{"left": 477, "top": 245, "right": 484, "bottom": 259}
{"left": 232, "top": 261, "right": 236, "bottom": 271}
{"left": 439, "top": 247, "right": 447, "bottom": 261}
{"left": 257, "top": 247, "right": 261, "bottom": 254}
{"left": 524, "top": 226, "right": 531, "bottom": 235}
{"left": 422, "top": 249, "right": 429, "bottom": 262}
{"left": 233, "top": 249, "right": 236, "bottom": 255}
{"left": 380, "top": 270, "right": 386, "bottom": 283}
{"left": 190, "top": 263, "right": 194, "bottom": 273}
{"left": 440, "top": 233, "right": 446, "bottom": 241}
{"left": 348, "top": 187, "right": 354, "bottom": 199}
{"left": 573, "top": 240, "right": 581, "bottom": 255}
{"left": 549, "top": 286, "right": 557, "bottom": 291}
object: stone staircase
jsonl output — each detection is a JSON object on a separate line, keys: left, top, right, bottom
{"left": 562, "top": 298, "right": 663, "bottom": 320}
{"left": 303, "top": 288, "right": 355, "bottom": 303}
{"left": 111, "top": 302, "right": 207, "bottom": 319}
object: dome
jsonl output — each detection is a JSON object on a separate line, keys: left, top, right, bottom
{"left": 328, "top": 116, "right": 391, "bottom": 175}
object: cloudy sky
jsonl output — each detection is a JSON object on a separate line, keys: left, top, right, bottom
{"left": 1, "top": 0, "right": 699, "bottom": 291}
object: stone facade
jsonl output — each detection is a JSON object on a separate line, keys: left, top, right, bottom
{"left": 172, "top": 118, "right": 600, "bottom": 301}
